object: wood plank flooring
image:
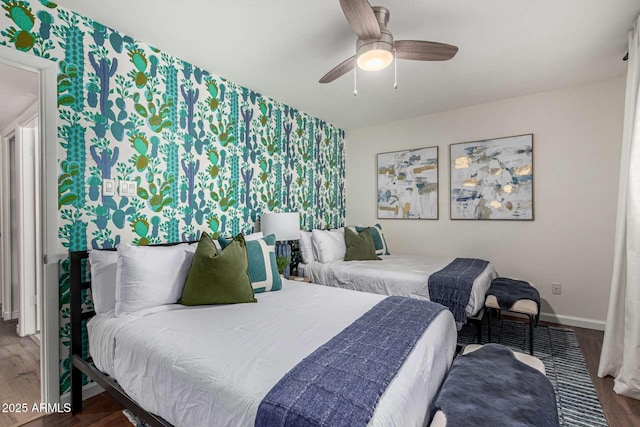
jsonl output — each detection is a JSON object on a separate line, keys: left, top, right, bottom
{"left": 18, "top": 323, "right": 640, "bottom": 427}
{"left": 20, "top": 395, "right": 129, "bottom": 427}
{"left": 0, "top": 320, "right": 41, "bottom": 427}
{"left": 572, "top": 326, "right": 640, "bottom": 426}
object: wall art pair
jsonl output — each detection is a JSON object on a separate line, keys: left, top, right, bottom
{"left": 377, "top": 134, "right": 534, "bottom": 220}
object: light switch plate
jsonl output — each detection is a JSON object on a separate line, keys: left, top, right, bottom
{"left": 127, "top": 181, "right": 137, "bottom": 197}
{"left": 120, "top": 180, "right": 137, "bottom": 197}
{"left": 103, "top": 179, "right": 116, "bottom": 196}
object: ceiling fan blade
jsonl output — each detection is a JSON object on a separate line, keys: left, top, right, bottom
{"left": 395, "top": 40, "right": 458, "bottom": 61}
{"left": 319, "top": 56, "right": 356, "bottom": 83}
{"left": 339, "top": 0, "right": 381, "bottom": 40}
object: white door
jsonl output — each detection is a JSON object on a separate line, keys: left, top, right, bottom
{"left": 9, "top": 134, "right": 19, "bottom": 322}
{"left": 17, "top": 119, "right": 39, "bottom": 337}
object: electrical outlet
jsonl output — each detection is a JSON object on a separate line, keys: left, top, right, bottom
{"left": 552, "top": 282, "right": 562, "bottom": 295}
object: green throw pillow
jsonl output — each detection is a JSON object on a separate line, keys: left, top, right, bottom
{"left": 218, "top": 234, "right": 282, "bottom": 293}
{"left": 344, "top": 227, "right": 381, "bottom": 261}
{"left": 355, "top": 224, "right": 390, "bottom": 255}
{"left": 180, "top": 233, "right": 256, "bottom": 306}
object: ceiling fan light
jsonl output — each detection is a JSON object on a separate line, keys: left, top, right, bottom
{"left": 357, "top": 48, "right": 394, "bottom": 71}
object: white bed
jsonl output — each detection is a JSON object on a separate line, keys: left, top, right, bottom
{"left": 88, "top": 279, "right": 457, "bottom": 427}
{"left": 301, "top": 255, "right": 498, "bottom": 319}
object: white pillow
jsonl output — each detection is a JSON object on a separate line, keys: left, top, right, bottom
{"left": 311, "top": 228, "right": 346, "bottom": 263}
{"left": 299, "top": 231, "right": 315, "bottom": 264}
{"left": 88, "top": 250, "right": 118, "bottom": 314}
{"left": 115, "top": 243, "right": 193, "bottom": 317}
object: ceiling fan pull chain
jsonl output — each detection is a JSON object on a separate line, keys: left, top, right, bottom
{"left": 394, "top": 48, "right": 398, "bottom": 89}
{"left": 354, "top": 65, "right": 358, "bottom": 96}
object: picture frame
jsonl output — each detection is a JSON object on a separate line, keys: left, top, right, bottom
{"left": 450, "top": 134, "right": 534, "bottom": 220}
{"left": 377, "top": 146, "right": 439, "bottom": 220}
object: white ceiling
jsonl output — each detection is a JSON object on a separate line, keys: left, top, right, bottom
{"left": 55, "top": 0, "right": 638, "bottom": 130}
{"left": 0, "top": 63, "right": 38, "bottom": 131}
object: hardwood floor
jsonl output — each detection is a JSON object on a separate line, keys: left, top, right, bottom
{"left": 20, "top": 395, "right": 129, "bottom": 427}
{"left": 572, "top": 326, "right": 640, "bottom": 426}
{"left": 0, "top": 319, "right": 41, "bottom": 427}
{"left": 20, "top": 324, "right": 640, "bottom": 427}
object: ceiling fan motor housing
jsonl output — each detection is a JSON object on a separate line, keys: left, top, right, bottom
{"left": 356, "top": 6, "right": 394, "bottom": 70}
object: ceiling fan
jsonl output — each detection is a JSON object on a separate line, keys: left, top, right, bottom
{"left": 319, "top": 0, "right": 458, "bottom": 85}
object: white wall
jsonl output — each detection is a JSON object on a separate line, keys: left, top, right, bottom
{"left": 345, "top": 77, "right": 625, "bottom": 328}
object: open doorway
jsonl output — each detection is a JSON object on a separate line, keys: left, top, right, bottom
{"left": 0, "top": 62, "right": 43, "bottom": 426}
{"left": 0, "top": 46, "right": 60, "bottom": 425}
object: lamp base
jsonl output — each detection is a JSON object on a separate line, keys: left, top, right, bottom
{"left": 276, "top": 241, "right": 292, "bottom": 279}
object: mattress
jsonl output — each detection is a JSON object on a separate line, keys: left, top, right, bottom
{"left": 88, "top": 279, "right": 457, "bottom": 427}
{"left": 302, "top": 255, "right": 498, "bottom": 318}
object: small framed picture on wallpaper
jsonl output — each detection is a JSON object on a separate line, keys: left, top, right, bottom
{"left": 377, "top": 146, "right": 439, "bottom": 220}
{"left": 450, "top": 134, "right": 534, "bottom": 220}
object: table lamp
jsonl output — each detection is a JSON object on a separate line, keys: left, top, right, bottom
{"left": 260, "top": 212, "right": 300, "bottom": 279}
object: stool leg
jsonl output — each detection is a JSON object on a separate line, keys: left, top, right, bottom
{"left": 528, "top": 314, "right": 534, "bottom": 355}
{"left": 487, "top": 308, "right": 492, "bottom": 343}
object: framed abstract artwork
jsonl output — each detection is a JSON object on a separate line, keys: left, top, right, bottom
{"left": 377, "top": 146, "right": 438, "bottom": 219}
{"left": 450, "top": 134, "right": 533, "bottom": 220}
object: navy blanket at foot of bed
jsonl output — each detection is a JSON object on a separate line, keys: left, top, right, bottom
{"left": 434, "top": 344, "right": 559, "bottom": 427}
{"left": 428, "top": 257, "right": 489, "bottom": 323}
{"left": 255, "top": 296, "right": 446, "bottom": 427}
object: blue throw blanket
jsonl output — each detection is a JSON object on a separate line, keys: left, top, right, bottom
{"left": 434, "top": 344, "right": 558, "bottom": 426}
{"left": 255, "top": 296, "right": 446, "bottom": 427}
{"left": 428, "top": 257, "right": 489, "bottom": 323}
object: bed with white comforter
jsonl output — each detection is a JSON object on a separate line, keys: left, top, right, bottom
{"left": 302, "top": 255, "right": 498, "bottom": 319}
{"left": 88, "top": 279, "right": 457, "bottom": 427}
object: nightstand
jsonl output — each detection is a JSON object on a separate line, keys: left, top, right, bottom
{"left": 289, "top": 276, "right": 313, "bottom": 284}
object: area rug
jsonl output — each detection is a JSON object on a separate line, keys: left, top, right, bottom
{"left": 459, "top": 319, "right": 608, "bottom": 427}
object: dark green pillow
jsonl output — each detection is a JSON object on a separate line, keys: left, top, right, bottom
{"left": 355, "top": 224, "right": 390, "bottom": 255}
{"left": 180, "top": 233, "right": 256, "bottom": 306}
{"left": 344, "top": 227, "right": 381, "bottom": 261}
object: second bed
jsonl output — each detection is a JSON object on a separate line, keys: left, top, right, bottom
{"left": 300, "top": 254, "right": 498, "bottom": 322}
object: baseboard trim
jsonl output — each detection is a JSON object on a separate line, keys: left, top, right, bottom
{"left": 11, "top": 310, "right": 19, "bottom": 319}
{"left": 60, "top": 382, "right": 104, "bottom": 405}
{"left": 502, "top": 311, "right": 606, "bottom": 331}
{"left": 540, "top": 312, "right": 606, "bottom": 331}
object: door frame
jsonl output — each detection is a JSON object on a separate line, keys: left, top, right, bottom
{"left": 0, "top": 45, "right": 61, "bottom": 406}
{"left": 0, "top": 131, "right": 11, "bottom": 321}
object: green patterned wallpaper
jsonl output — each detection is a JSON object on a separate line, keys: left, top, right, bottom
{"left": 0, "top": 0, "right": 345, "bottom": 395}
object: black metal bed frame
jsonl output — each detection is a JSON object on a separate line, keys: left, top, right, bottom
{"left": 70, "top": 242, "right": 195, "bottom": 427}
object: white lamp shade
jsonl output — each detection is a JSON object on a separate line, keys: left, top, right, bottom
{"left": 260, "top": 212, "right": 300, "bottom": 241}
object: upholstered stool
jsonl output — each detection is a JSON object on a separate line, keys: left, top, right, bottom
{"left": 430, "top": 344, "right": 554, "bottom": 427}
{"left": 485, "top": 278, "right": 539, "bottom": 355}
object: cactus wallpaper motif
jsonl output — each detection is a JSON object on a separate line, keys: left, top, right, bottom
{"left": 0, "top": 0, "right": 345, "bottom": 395}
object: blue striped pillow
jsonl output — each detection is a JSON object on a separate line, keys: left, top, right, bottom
{"left": 355, "top": 224, "right": 390, "bottom": 255}
{"left": 219, "top": 234, "right": 282, "bottom": 293}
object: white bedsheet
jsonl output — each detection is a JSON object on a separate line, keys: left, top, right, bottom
{"left": 302, "top": 255, "right": 498, "bottom": 318}
{"left": 88, "top": 279, "right": 456, "bottom": 427}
